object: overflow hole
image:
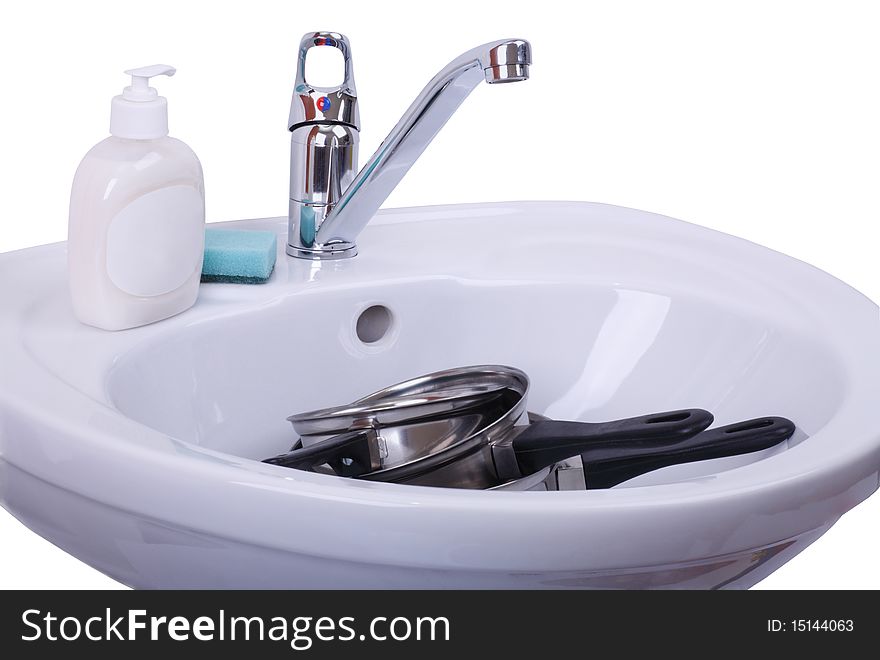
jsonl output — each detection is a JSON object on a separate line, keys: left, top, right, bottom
{"left": 356, "top": 305, "right": 394, "bottom": 344}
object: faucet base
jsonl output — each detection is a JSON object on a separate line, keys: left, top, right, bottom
{"left": 286, "top": 242, "right": 358, "bottom": 260}
{"left": 287, "top": 198, "right": 358, "bottom": 259}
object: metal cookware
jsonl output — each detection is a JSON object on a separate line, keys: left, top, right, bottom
{"left": 268, "top": 365, "right": 715, "bottom": 488}
{"left": 564, "top": 415, "right": 796, "bottom": 489}
{"left": 288, "top": 366, "right": 523, "bottom": 474}
{"left": 493, "top": 416, "right": 796, "bottom": 491}
{"left": 291, "top": 381, "right": 513, "bottom": 439}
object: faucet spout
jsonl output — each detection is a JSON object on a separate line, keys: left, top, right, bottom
{"left": 304, "top": 38, "right": 531, "bottom": 257}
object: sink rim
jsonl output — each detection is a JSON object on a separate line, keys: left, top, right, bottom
{"left": 1, "top": 200, "right": 878, "bottom": 573}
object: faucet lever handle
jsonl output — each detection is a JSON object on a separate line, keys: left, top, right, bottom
{"left": 289, "top": 31, "right": 359, "bottom": 131}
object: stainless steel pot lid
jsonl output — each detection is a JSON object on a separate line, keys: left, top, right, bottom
{"left": 287, "top": 365, "right": 529, "bottom": 473}
{"left": 289, "top": 383, "right": 512, "bottom": 436}
{"left": 351, "top": 366, "right": 528, "bottom": 405}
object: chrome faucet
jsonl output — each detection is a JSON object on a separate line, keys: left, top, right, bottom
{"left": 287, "top": 32, "right": 532, "bottom": 259}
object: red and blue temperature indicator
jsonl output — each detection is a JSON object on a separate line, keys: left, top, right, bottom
{"left": 312, "top": 36, "right": 336, "bottom": 112}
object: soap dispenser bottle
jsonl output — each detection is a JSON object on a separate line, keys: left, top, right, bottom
{"left": 68, "top": 65, "right": 205, "bottom": 331}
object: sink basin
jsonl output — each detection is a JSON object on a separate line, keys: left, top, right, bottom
{"left": 1, "top": 201, "right": 878, "bottom": 589}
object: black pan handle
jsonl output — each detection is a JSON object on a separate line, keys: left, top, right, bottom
{"left": 583, "top": 416, "right": 796, "bottom": 489}
{"left": 263, "top": 429, "right": 377, "bottom": 477}
{"left": 512, "top": 408, "right": 715, "bottom": 475}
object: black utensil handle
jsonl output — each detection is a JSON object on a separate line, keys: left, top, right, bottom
{"left": 512, "top": 408, "right": 714, "bottom": 475}
{"left": 584, "top": 416, "right": 796, "bottom": 489}
{"left": 263, "top": 429, "right": 376, "bottom": 477}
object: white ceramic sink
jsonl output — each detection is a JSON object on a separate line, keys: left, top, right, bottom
{"left": 1, "top": 201, "right": 878, "bottom": 589}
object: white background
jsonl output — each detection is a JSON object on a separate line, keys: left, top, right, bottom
{"left": 0, "top": 1, "right": 877, "bottom": 589}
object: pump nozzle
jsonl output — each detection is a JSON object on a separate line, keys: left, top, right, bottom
{"left": 111, "top": 64, "right": 177, "bottom": 139}
{"left": 122, "top": 64, "right": 176, "bottom": 101}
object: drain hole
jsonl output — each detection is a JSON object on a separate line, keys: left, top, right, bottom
{"left": 356, "top": 305, "right": 394, "bottom": 344}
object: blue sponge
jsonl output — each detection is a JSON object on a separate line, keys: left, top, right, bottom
{"left": 201, "top": 229, "right": 277, "bottom": 284}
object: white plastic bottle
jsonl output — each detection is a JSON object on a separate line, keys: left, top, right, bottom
{"left": 68, "top": 64, "right": 205, "bottom": 331}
